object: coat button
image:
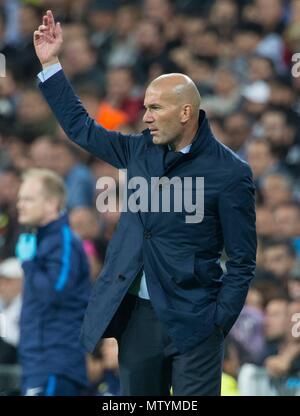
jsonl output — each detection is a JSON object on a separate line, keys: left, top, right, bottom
{"left": 118, "top": 274, "right": 126, "bottom": 281}
{"left": 143, "top": 230, "right": 152, "bottom": 239}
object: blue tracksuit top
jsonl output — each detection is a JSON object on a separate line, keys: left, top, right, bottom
{"left": 19, "top": 213, "right": 91, "bottom": 386}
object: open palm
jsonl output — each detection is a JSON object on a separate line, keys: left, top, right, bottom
{"left": 33, "top": 10, "right": 63, "bottom": 66}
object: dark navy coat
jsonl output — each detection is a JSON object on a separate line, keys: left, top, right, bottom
{"left": 19, "top": 214, "right": 91, "bottom": 385}
{"left": 39, "top": 70, "right": 256, "bottom": 354}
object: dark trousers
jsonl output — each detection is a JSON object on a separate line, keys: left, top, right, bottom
{"left": 116, "top": 294, "right": 224, "bottom": 396}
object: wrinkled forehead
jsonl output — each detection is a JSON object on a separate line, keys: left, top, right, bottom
{"left": 144, "top": 83, "right": 178, "bottom": 106}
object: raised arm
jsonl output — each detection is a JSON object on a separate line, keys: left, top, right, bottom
{"left": 33, "top": 10, "right": 143, "bottom": 169}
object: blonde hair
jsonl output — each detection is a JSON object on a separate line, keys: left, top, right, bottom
{"left": 22, "top": 168, "right": 66, "bottom": 211}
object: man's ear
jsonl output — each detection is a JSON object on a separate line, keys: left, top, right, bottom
{"left": 180, "top": 104, "right": 193, "bottom": 123}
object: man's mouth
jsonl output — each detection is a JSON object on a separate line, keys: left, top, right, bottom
{"left": 150, "top": 129, "right": 159, "bottom": 135}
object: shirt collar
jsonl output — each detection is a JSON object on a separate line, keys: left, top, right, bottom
{"left": 167, "top": 143, "right": 192, "bottom": 154}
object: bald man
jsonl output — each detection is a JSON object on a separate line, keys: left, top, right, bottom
{"left": 33, "top": 11, "right": 256, "bottom": 396}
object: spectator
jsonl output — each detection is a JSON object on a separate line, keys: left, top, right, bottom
{"left": 260, "top": 172, "right": 294, "bottom": 209}
{"left": 246, "top": 139, "right": 278, "bottom": 181}
{"left": 69, "top": 207, "right": 103, "bottom": 281}
{"left": 259, "top": 297, "right": 290, "bottom": 363}
{"left": 0, "top": 168, "right": 21, "bottom": 260}
{"left": 262, "top": 239, "right": 297, "bottom": 284}
{"left": 221, "top": 337, "right": 241, "bottom": 396}
{"left": 0, "top": 258, "right": 23, "bottom": 365}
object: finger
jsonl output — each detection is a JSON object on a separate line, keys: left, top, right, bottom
{"left": 33, "top": 30, "right": 44, "bottom": 41}
{"left": 47, "top": 10, "right": 55, "bottom": 28}
{"left": 55, "top": 21, "right": 62, "bottom": 36}
{"left": 38, "top": 25, "right": 47, "bottom": 32}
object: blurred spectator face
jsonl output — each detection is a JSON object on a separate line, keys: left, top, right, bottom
{"left": 19, "top": 5, "right": 41, "bottom": 39}
{"left": 194, "top": 30, "right": 219, "bottom": 59}
{"left": 62, "top": 38, "right": 96, "bottom": 75}
{"left": 143, "top": 0, "right": 173, "bottom": 24}
{"left": 0, "top": 70, "right": 17, "bottom": 98}
{"left": 106, "top": 68, "right": 134, "bottom": 103}
{"left": 208, "top": 119, "right": 226, "bottom": 144}
{"left": 261, "top": 174, "right": 293, "bottom": 208}
{"left": 0, "top": 273, "right": 22, "bottom": 304}
{"left": 136, "top": 20, "right": 164, "bottom": 52}
{"left": 248, "top": 56, "right": 275, "bottom": 82}
{"left": 0, "top": 10, "right": 5, "bottom": 40}
{"left": 291, "top": 0, "right": 300, "bottom": 23}
{"left": 213, "top": 68, "right": 237, "bottom": 96}
{"left": 61, "top": 23, "right": 88, "bottom": 43}
{"left": 6, "top": 138, "right": 31, "bottom": 171}
{"left": 209, "top": 0, "right": 238, "bottom": 28}
{"left": 115, "top": 6, "right": 139, "bottom": 38}
{"left": 0, "top": 277, "right": 22, "bottom": 304}
{"left": 17, "top": 90, "right": 52, "bottom": 125}
{"left": 288, "top": 278, "right": 300, "bottom": 301}
{"left": 50, "top": 144, "right": 76, "bottom": 177}
{"left": 30, "top": 137, "right": 56, "bottom": 170}
{"left": 269, "top": 82, "right": 295, "bottom": 108}
{"left": 261, "top": 111, "right": 292, "bottom": 146}
{"left": 87, "top": 5, "right": 116, "bottom": 32}
{"left": 264, "top": 299, "right": 289, "bottom": 341}
{"left": 182, "top": 17, "right": 206, "bottom": 46}
{"left": 185, "top": 59, "right": 213, "bottom": 87}
{"left": 91, "top": 161, "right": 119, "bottom": 182}
{"left": 255, "top": 0, "right": 283, "bottom": 30}
{"left": 0, "top": 171, "right": 20, "bottom": 208}
{"left": 17, "top": 176, "right": 60, "bottom": 226}
{"left": 246, "top": 287, "right": 264, "bottom": 310}
{"left": 224, "top": 113, "right": 250, "bottom": 151}
{"left": 70, "top": 208, "right": 100, "bottom": 240}
{"left": 273, "top": 205, "right": 300, "bottom": 237}
{"left": 255, "top": 205, "right": 276, "bottom": 238}
{"left": 223, "top": 340, "right": 240, "bottom": 378}
{"left": 234, "top": 30, "right": 261, "bottom": 55}
{"left": 246, "top": 140, "right": 275, "bottom": 179}
{"left": 263, "top": 244, "right": 296, "bottom": 280}
{"left": 78, "top": 90, "right": 100, "bottom": 119}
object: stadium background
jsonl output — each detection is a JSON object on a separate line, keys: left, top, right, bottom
{"left": 0, "top": 0, "right": 300, "bottom": 395}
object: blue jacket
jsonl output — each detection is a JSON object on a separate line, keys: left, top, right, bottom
{"left": 39, "top": 70, "right": 256, "bottom": 354}
{"left": 19, "top": 214, "right": 91, "bottom": 386}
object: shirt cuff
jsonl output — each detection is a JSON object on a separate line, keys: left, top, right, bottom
{"left": 37, "top": 62, "right": 62, "bottom": 82}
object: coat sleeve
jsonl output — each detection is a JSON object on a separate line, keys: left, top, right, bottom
{"left": 38, "top": 70, "right": 143, "bottom": 169}
{"left": 215, "top": 163, "right": 257, "bottom": 335}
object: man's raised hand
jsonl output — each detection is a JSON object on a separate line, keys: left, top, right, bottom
{"left": 33, "top": 10, "right": 63, "bottom": 68}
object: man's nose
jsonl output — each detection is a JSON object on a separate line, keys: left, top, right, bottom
{"left": 143, "top": 109, "right": 154, "bottom": 124}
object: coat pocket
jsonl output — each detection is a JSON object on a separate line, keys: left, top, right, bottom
{"left": 193, "top": 257, "right": 223, "bottom": 287}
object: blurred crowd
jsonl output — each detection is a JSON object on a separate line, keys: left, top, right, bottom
{"left": 0, "top": 0, "right": 300, "bottom": 396}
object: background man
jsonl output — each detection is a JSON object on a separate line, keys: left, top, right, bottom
{"left": 16, "top": 168, "right": 91, "bottom": 396}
